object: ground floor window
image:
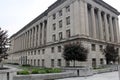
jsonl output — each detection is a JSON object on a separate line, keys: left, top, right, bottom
{"left": 51, "top": 59, "right": 54, "bottom": 67}
{"left": 65, "top": 61, "right": 70, "bottom": 67}
{"left": 92, "top": 58, "right": 96, "bottom": 68}
{"left": 57, "top": 59, "right": 61, "bottom": 67}
{"left": 38, "top": 59, "right": 40, "bottom": 66}
{"left": 100, "top": 58, "right": 104, "bottom": 65}
{"left": 42, "top": 59, "right": 45, "bottom": 67}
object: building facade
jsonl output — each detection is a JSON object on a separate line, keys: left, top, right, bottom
{"left": 7, "top": 0, "right": 120, "bottom": 68}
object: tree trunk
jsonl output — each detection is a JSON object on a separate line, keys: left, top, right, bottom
{"left": 73, "top": 60, "right": 75, "bottom": 67}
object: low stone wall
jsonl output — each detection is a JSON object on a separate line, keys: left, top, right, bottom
{"left": 0, "top": 68, "right": 17, "bottom": 80}
{"left": 13, "top": 72, "right": 74, "bottom": 80}
{"left": 93, "top": 65, "right": 118, "bottom": 74}
{"left": 62, "top": 67, "right": 93, "bottom": 77}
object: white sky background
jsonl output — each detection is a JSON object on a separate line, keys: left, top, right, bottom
{"left": 0, "top": 0, "right": 120, "bottom": 37}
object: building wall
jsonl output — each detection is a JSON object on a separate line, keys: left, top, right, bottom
{"left": 7, "top": 0, "right": 120, "bottom": 68}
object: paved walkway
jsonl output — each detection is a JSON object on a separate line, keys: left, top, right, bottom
{"left": 57, "top": 71, "right": 119, "bottom": 80}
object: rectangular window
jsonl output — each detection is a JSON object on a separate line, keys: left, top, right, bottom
{"left": 51, "top": 59, "right": 54, "bottom": 67}
{"left": 34, "top": 51, "right": 36, "bottom": 55}
{"left": 58, "top": 59, "right": 61, "bottom": 66}
{"left": 42, "top": 49, "right": 45, "bottom": 54}
{"left": 34, "top": 59, "right": 36, "bottom": 66}
{"left": 59, "top": 10, "right": 62, "bottom": 16}
{"left": 99, "top": 45, "right": 103, "bottom": 51}
{"left": 59, "top": 32, "right": 63, "bottom": 40}
{"left": 52, "top": 34, "right": 56, "bottom": 41}
{"left": 66, "top": 6, "right": 70, "bottom": 12}
{"left": 59, "top": 20, "right": 62, "bottom": 28}
{"left": 66, "top": 29, "right": 71, "bottom": 38}
{"left": 51, "top": 47, "right": 55, "bottom": 53}
{"left": 66, "top": 16, "right": 70, "bottom": 25}
{"left": 58, "top": 46, "right": 62, "bottom": 52}
{"left": 38, "top": 50, "right": 40, "bottom": 55}
{"left": 53, "top": 23, "right": 56, "bottom": 31}
{"left": 42, "top": 59, "right": 45, "bottom": 67}
{"left": 38, "top": 59, "right": 40, "bottom": 66}
{"left": 100, "top": 58, "right": 104, "bottom": 65}
{"left": 53, "top": 14, "right": 56, "bottom": 20}
{"left": 91, "top": 44, "right": 96, "bottom": 51}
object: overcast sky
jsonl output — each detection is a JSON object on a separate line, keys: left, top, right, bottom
{"left": 0, "top": 0, "right": 120, "bottom": 37}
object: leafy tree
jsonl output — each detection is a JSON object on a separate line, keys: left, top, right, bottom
{"left": 63, "top": 42, "right": 88, "bottom": 67}
{"left": 0, "top": 28, "right": 8, "bottom": 64}
{"left": 103, "top": 44, "right": 119, "bottom": 64}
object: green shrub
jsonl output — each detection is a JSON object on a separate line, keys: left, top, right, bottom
{"left": 17, "top": 70, "right": 30, "bottom": 75}
{"left": 31, "top": 69, "right": 39, "bottom": 74}
{"left": 51, "top": 68, "right": 61, "bottom": 73}
{"left": 22, "top": 64, "right": 31, "bottom": 67}
{"left": 39, "top": 69, "right": 47, "bottom": 74}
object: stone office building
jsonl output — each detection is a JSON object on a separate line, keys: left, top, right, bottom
{"left": 7, "top": 0, "right": 120, "bottom": 68}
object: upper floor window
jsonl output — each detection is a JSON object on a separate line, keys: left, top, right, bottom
{"left": 59, "top": 10, "right": 62, "bottom": 16}
{"left": 51, "top": 47, "right": 55, "bottom": 53}
{"left": 91, "top": 44, "right": 96, "bottom": 51}
{"left": 53, "top": 23, "right": 56, "bottom": 31}
{"left": 58, "top": 46, "right": 62, "bottom": 52}
{"left": 66, "top": 16, "right": 70, "bottom": 25}
{"left": 66, "top": 5, "right": 70, "bottom": 12}
{"left": 66, "top": 29, "right": 71, "bottom": 38}
{"left": 59, "top": 20, "right": 63, "bottom": 28}
{"left": 38, "top": 50, "right": 40, "bottom": 55}
{"left": 42, "top": 49, "right": 45, "bottom": 54}
{"left": 59, "top": 32, "right": 63, "bottom": 40}
{"left": 99, "top": 45, "right": 103, "bottom": 51}
{"left": 53, "top": 14, "right": 56, "bottom": 20}
{"left": 52, "top": 34, "right": 56, "bottom": 41}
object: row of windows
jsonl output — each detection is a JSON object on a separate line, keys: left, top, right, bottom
{"left": 27, "top": 59, "right": 62, "bottom": 67}
{"left": 91, "top": 44, "right": 119, "bottom": 52}
{"left": 52, "top": 29, "right": 71, "bottom": 41}
{"left": 52, "top": 16, "right": 70, "bottom": 31}
{"left": 53, "top": 5, "right": 70, "bottom": 20}
{"left": 51, "top": 46, "right": 62, "bottom": 53}
{"left": 27, "top": 45, "right": 62, "bottom": 55}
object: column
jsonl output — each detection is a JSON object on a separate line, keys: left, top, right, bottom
{"left": 34, "top": 27, "right": 37, "bottom": 47}
{"left": 109, "top": 16, "right": 114, "bottom": 42}
{"left": 31, "top": 28, "right": 34, "bottom": 48}
{"left": 42, "top": 22, "right": 44, "bottom": 45}
{"left": 91, "top": 7, "right": 97, "bottom": 39}
{"left": 38, "top": 25, "right": 41, "bottom": 46}
{"left": 115, "top": 18, "right": 120, "bottom": 43}
{"left": 84, "top": 2, "right": 89, "bottom": 36}
{"left": 98, "top": 10, "right": 104, "bottom": 40}
{"left": 104, "top": 13, "right": 109, "bottom": 41}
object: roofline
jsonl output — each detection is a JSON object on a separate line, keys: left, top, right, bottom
{"left": 10, "top": 0, "right": 120, "bottom": 39}
{"left": 93, "top": 0, "right": 120, "bottom": 15}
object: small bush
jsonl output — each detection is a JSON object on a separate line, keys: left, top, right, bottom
{"left": 17, "top": 70, "right": 30, "bottom": 75}
{"left": 31, "top": 69, "right": 39, "bottom": 74}
{"left": 39, "top": 70, "right": 47, "bottom": 74}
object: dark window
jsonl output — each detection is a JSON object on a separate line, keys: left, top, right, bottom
{"left": 59, "top": 20, "right": 62, "bottom": 28}
{"left": 66, "top": 6, "right": 70, "bottom": 12}
{"left": 59, "top": 10, "right": 62, "bottom": 16}
{"left": 91, "top": 44, "right": 96, "bottom": 51}
{"left": 53, "top": 14, "right": 56, "bottom": 20}
{"left": 38, "top": 50, "right": 40, "bottom": 55}
{"left": 34, "top": 51, "right": 36, "bottom": 55}
{"left": 42, "top": 49, "right": 45, "bottom": 54}
{"left": 66, "top": 29, "right": 71, "bottom": 38}
{"left": 51, "top": 59, "right": 54, "bottom": 67}
{"left": 52, "top": 34, "right": 56, "bottom": 41}
{"left": 66, "top": 16, "right": 70, "bottom": 25}
{"left": 58, "top": 59, "right": 61, "bottom": 66}
{"left": 51, "top": 47, "right": 55, "bottom": 53}
{"left": 59, "top": 32, "right": 63, "bottom": 40}
{"left": 58, "top": 46, "right": 62, "bottom": 52}
{"left": 53, "top": 23, "right": 56, "bottom": 31}
{"left": 42, "top": 59, "right": 45, "bottom": 67}
{"left": 99, "top": 45, "right": 103, "bottom": 51}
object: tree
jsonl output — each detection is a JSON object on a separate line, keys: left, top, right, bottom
{"left": 0, "top": 28, "right": 8, "bottom": 65}
{"left": 63, "top": 42, "right": 88, "bottom": 67}
{"left": 103, "top": 44, "right": 119, "bottom": 64}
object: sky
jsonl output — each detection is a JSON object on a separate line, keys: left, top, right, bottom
{"left": 0, "top": 0, "right": 120, "bottom": 37}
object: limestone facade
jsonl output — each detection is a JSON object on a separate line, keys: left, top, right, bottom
{"left": 7, "top": 0, "right": 120, "bottom": 68}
